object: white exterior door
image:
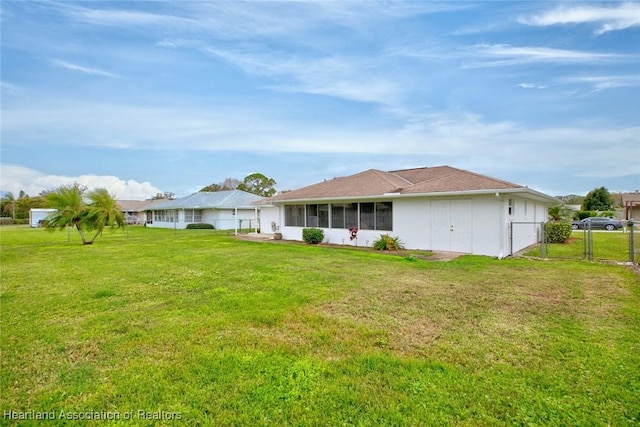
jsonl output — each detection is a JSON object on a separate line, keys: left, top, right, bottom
{"left": 431, "top": 199, "right": 472, "bottom": 253}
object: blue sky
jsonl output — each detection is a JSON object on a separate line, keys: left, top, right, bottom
{"left": 1, "top": 1, "right": 639, "bottom": 199}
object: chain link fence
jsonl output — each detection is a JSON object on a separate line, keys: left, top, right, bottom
{"left": 509, "top": 222, "right": 544, "bottom": 256}
{"left": 511, "top": 221, "right": 638, "bottom": 264}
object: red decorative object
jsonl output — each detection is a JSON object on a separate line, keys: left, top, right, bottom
{"left": 349, "top": 227, "right": 358, "bottom": 241}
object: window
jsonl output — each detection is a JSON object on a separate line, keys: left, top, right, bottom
{"left": 306, "top": 204, "right": 318, "bottom": 226}
{"left": 184, "top": 209, "right": 202, "bottom": 223}
{"left": 155, "top": 210, "right": 177, "bottom": 222}
{"left": 360, "top": 203, "right": 375, "bottom": 230}
{"left": 330, "top": 202, "right": 392, "bottom": 230}
{"left": 305, "top": 204, "right": 328, "bottom": 228}
{"left": 285, "top": 205, "right": 305, "bottom": 227}
{"left": 318, "top": 204, "right": 329, "bottom": 228}
{"left": 376, "top": 202, "right": 393, "bottom": 231}
{"left": 345, "top": 203, "right": 358, "bottom": 228}
{"left": 332, "top": 204, "right": 345, "bottom": 228}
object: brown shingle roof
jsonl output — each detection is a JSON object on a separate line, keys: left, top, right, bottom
{"left": 267, "top": 169, "right": 409, "bottom": 201}
{"left": 266, "top": 166, "right": 524, "bottom": 202}
{"left": 393, "top": 166, "right": 522, "bottom": 194}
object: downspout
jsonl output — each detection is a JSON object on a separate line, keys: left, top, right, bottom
{"left": 254, "top": 206, "right": 258, "bottom": 233}
{"left": 497, "top": 193, "right": 505, "bottom": 257}
{"left": 234, "top": 208, "right": 238, "bottom": 236}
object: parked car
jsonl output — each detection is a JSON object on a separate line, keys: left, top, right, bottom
{"left": 571, "top": 217, "right": 623, "bottom": 231}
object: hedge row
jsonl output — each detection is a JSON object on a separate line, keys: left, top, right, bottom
{"left": 186, "top": 223, "right": 215, "bottom": 229}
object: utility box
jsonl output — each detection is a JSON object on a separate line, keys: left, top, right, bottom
{"left": 29, "top": 209, "right": 57, "bottom": 227}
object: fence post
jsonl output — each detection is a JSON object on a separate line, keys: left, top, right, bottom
{"left": 540, "top": 222, "right": 546, "bottom": 258}
{"left": 509, "top": 222, "right": 513, "bottom": 256}
{"left": 587, "top": 221, "right": 593, "bottom": 262}
{"left": 629, "top": 220, "right": 635, "bottom": 263}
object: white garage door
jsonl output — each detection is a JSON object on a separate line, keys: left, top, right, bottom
{"left": 431, "top": 199, "right": 472, "bottom": 253}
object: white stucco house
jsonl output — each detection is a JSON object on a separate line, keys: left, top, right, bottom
{"left": 257, "top": 166, "right": 558, "bottom": 257}
{"left": 146, "top": 190, "right": 262, "bottom": 230}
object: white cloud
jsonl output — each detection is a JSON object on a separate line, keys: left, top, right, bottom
{"left": 202, "top": 47, "right": 401, "bottom": 105}
{"left": 56, "top": 1, "right": 469, "bottom": 40}
{"left": 464, "top": 44, "right": 624, "bottom": 68}
{"left": 1, "top": 81, "right": 21, "bottom": 94}
{"left": 3, "top": 95, "right": 638, "bottom": 181}
{"left": 518, "top": 83, "right": 547, "bottom": 90}
{"left": 52, "top": 59, "right": 121, "bottom": 78}
{"left": 519, "top": 3, "right": 640, "bottom": 35}
{"left": 559, "top": 75, "right": 640, "bottom": 91}
{"left": 60, "top": 4, "right": 197, "bottom": 28}
{"left": 0, "top": 164, "right": 162, "bottom": 200}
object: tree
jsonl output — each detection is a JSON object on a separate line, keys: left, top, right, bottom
{"left": 16, "top": 193, "right": 45, "bottom": 219}
{"left": 150, "top": 192, "right": 175, "bottom": 200}
{"left": 582, "top": 186, "right": 614, "bottom": 211}
{"left": 200, "top": 177, "right": 241, "bottom": 192}
{"left": 84, "top": 188, "right": 125, "bottom": 237}
{"left": 1, "top": 192, "right": 16, "bottom": 219}
{"left": 45, "top": 184, "right": 124, "bottom": 245}
{"left": 2, "top": 191, "right": 45, "bottom": 220}
{"left": 237, "top": 173, "right": 277, "bottom": 197}
{"left": 548, "top": 205, "right": 574, "bottom": 221}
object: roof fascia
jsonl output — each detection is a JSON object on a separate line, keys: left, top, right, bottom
{"left": 262, "top": 188, "right": 558, "bottom": 205}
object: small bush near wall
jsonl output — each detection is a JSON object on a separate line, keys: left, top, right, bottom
{"left": 186, "top": 223, "right": 214, "bottom": 230}
{"left": 545, "top": 222, "right": 572, "bottom": 243}
{"left": 373, "top": 234, "right": 404, "bottom": 251}
{"left": 302, "top": 228, "right": 324, "bottom": 244}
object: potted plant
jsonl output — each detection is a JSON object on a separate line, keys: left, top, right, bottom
{"left": 271, "top": 221, "right": 282, "bottom": 240}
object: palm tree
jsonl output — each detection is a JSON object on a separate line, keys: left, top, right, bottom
{"left": 548, "top": 205, "right": 573, "bottom": 222}
{"left": 45, "top": 185, "right": 90, "bottom": 243}
{"left": 1, "top": 192, "right": 16, "bottom": 220}
{"left": 45, "top": 185, "right": 124, "bottom": 245}
{"left": 84, "top": 188, "right": 125, "bottom": 242}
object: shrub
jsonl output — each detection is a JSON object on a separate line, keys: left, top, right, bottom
{"left": 302, "top": 228, "right": 324, "bottom": 244}
{"left": 575, "top": 210, "right": 596, "bottom": 220}
{"left": 186, "top": 223, "right": 214, "bottom": 229}
{"left": 373, "top": 234, "right": 404, "bottom": 251}
{"left": 545, "top": 222, "right": 572, "bottom": 243}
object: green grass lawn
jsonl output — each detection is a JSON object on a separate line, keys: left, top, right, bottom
{"left": 1, "top": 226, "right": 639, "bottom": 426}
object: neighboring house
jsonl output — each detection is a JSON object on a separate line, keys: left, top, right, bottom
{"left": 29, "top": 208, "right": 57, "bottom": 227}
{"left": 146, "top": 190, "right": 262, "bottom": 230}
{"left": 258, "top": 166, "right": 558, "bottom": 257}
{"left": 117, "top": 199, "right": 167, "bottom": 225}
{"left": 621, "top": 192, "right": 640, "bottom": 221}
